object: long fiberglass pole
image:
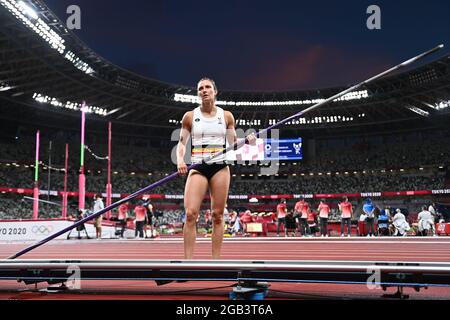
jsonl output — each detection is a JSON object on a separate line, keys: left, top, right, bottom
{"left": 7, "top": 44, "right": 444, "bottom": 259}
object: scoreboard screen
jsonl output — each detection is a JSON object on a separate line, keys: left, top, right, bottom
{"left": 264, "top": 138, "right": 303, "bottom": 160}
{"left": 227, "top": 138, "right": 302, "bottom": 161}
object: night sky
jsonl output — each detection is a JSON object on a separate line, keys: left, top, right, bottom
{"left": 43, "top": 0, "right": 450, "bottom": 91}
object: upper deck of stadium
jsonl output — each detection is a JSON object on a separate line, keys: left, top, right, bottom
{"left": 1, "top": 0, "right": 450, "bottom": 138}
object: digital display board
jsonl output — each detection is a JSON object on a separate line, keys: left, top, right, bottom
{"left": 227, "top": 138, "right": 302, "bottom": 161}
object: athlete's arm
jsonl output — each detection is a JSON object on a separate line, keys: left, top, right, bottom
{"left": 177, "top": 112, "right": 192, "bottom": 176}
{"left": 225, "top": 111, "right": 237, "bottom": 146}
{"left": 225, "top": 111, "right": 256, "bottom": 149}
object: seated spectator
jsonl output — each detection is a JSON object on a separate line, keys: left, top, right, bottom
{"left": 377, "top": 210, "right": 390, "bottom": 236}
{"left": 230, "top": 212, "right": 242, "bottom": 236}
{"left": 285, "top": 211, "right": 297, "bottom": 237}
{"left": 392, "top": 208, "right": 410, "bottom": 236}
{"left": 417, "top": 206, "right": 436, "bottom": 236}
{"left": 307, "top": 210, "right": 319, "bottom": 237}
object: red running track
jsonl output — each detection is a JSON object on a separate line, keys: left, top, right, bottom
{"left": 1, "top": 237, "right": 450, "bottom": 300}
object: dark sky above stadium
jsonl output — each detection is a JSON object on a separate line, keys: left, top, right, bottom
{"left": 44, "top": 0, "right": 449, "bottom": 91}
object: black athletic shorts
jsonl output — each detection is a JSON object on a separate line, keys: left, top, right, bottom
{"left": 192, "top": 163, "right": 228, "bottom": 181}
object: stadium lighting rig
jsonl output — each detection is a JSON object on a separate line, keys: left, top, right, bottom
{"left": 0, "top": 82, "right": 13, "bottom": 91}
{"left": 1, "top": 0, "right": 65, "bottom": 53}
{"left": 0, "top": 0, "right": 94, "bottom": 75}
{"left": 268, "top": 114, "right": 366, "bottom": 126}
{"left": 173, "top": 90, "right": 369, "bottom": 106}
{"left": 409, "top": 68, "right": 438, "bottom": 86}
{"left": 171, "top": 114, "right": 366, "bottom": 127}
{"left": 17, "top": 0, "right": 36, "bottom": 18}
{"left": 406, "top": 106, "right": 430, "bottom": 117}
{"left": 434, "top": 100, "right": 450, "bottom": 110}
{"left": 236, "top": 119, "right": 262, "bottom": 126}
{"left": 64, "top": 51, "right": 94, "bottom": 75}
{"left": 32, "top": 93, "right": 108, "bottom": 116}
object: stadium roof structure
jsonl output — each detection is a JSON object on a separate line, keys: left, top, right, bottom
{"left": 1, "top": 0, "right": 450, "bottom": 138}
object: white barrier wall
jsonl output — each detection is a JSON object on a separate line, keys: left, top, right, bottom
{"left": 0, "top": 220, "right": 117, "bottom": 241}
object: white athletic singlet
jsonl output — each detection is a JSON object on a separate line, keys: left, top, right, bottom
{"left": 191, "top": 106, "right": 227, "bottom": 164}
